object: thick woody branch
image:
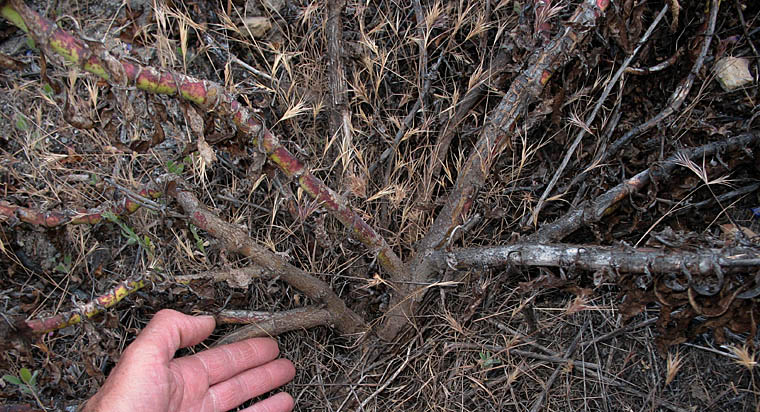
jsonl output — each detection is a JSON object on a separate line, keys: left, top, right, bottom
{"left": 379, "top": 0, "right": 610, "bottom": 341}
{"left": 429, "top": 243, "right": 760, "bottom": 275}
{"left": 15, "top": 274, "right": 146, "bottom": 334}
{"left": 169, "top": 186, "right": 366, "bottom": 336}
{"left": 0, "top": 187, "right": 161, "bottom": 228}
{"left": 1, "top": 0, "right": 406, "bottom": 294}
{"left": 531, "top": 132, "right": 760, "bottom": 243}
{"left": 214, "top": 307, "right": 334, "bottom": 345}
{"left": 422, "top": 50, "right": 510, "bottom": 199}
{"left": 326, "top": 0, "right": 351, "bottom": 171}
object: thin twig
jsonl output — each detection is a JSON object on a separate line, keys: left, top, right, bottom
{"left": 170, "top": 186, "right": 366, "bottom": 336}
{"left": 733, "top": 0, "right": 760, "bottom": 74}
{"left": 528, "top": 320, "right": 588, "bottom": 412}
{"left": 531, "top": 3, "right": 669, "bottom": 225}
{"left": 606, "top": 0, "right": 720, "bottom": 157}
{"left": 203, "top": 32, "right": 274, "bottom": 83}
{"left": 580, "top": 317, "right": 658, "bottom": 349}
{"left": 624, "top": 48, "right": 682, "bottom": 75}
{"left": 104, "top": 178, "right": 164, "bottom": 212}
{"left": 530, "top": 131, "right": 760, "bottom": 243}
{"left": 379, "top": 0, "right": 611, "bottom": 342}
{"left": 357, "top": 344, "right": 414, "bottom": 411}
{"left": 422, "top": 50, "right": 510, "bottom": 203}
{"left": 657, "top": 182, "right": 760, "bottom": 214}
{"left": 369, "top": 0, "right": 429, "bottom": 178}
{"left": 370, "top": 54, "right": 444, "bottom": 177}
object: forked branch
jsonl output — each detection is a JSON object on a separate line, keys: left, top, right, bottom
{"left": 169, "top": 185, "right": 366, "bottom": 336}
{"left": 379, "top": 0, "right": 611, "bottom": 341}
{"left": 1, "top": 0, "right": 406, "bottom": 301}
{"left": 531, "top": 132, "right": 760, "bottom": 243}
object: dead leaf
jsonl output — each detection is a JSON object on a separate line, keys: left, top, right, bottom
{"left": 719, "top": 223, "right": 757, "bottom": 244}
{"left": 346, "top": 172, "right": 367, "bottom": 198}
{"left": 242, "top": 17, "right": 272, "bottom": 38}
{"left": 197, "top": 135, "right": 217, "bottom": 168}
{"left": 714, "top": 57, "right": 753, "bottom": 92}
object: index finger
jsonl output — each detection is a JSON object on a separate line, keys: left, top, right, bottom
{"left": 128, "top": 309, "right": 217, "bottom": 363}
{"left": 172, "top": 337, "right": 281, "bottom": 386}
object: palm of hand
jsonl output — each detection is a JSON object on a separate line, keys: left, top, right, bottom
{"left": 81, "top": 310, "right": 295, "bottom": 412}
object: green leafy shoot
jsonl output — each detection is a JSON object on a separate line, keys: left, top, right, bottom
{"left": 103, "top": 211, "right": 140, "bottom": 245}
{"left": 14, "top": 113, "right": 29, "bottom": 131}
{"left": 54, "top": 253, "right": 72, "bottom": 274}
{"left": 189, "top": 224, "right": 206, "bottom": 254}
{"left": 102, "top": 211, "right": 156, "bottom": 259}
{"left": 167, "top": 159, "right": 185, "bottom": 175}
{"left": 41, "top": 83, "right": 55, "bottom": 98}
{"left": 478, "top": 351, "right": 501, "bottom": 369}
{"left": 3, "top": 367, "right": 39, "bottom": 395}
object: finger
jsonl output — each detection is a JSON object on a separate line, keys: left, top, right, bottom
{"left": 128, "top": 309, "right": 216, "bottom": 363}
{"left": 240, "top": 392, "right": 294, "bottom": 412}
{"left": 204, "top": 358, "right": 295, "bottom": 412}
{"left": 172, "top": 338, "right": 280, "bottom": 386}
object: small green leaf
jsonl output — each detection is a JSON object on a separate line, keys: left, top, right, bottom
{"left": 42, "top": 83, "right": 54, "bottom": 98}
{"left": 55, "top": 254, "right": 72, "bottom": 273}
{"left": 26, "top": 37, "right": 36, "bottom": 49}
{"left": 19, "top": 368, "right": 32, "bottom": 385}
{"left": 89, "top": 173, "right": 99, "bottom": 185}
{"left": 102, "top": 211, "right": 118, "bottom": 223}
{"left": 14, "top": 114, "right": 29, "bottom": 131}
{"left": 167, "top": 160, "right": 185, "bottom": 175}
{"left": 29, "top": 370, "right": 38, "bottom": 386}
{"left": 189, "top": 224, "right": 206, "bottom": 254}
{"left": 3, "top": 374, "right": 22, "bottom": 385}
{"left": 478, "top": 351, "right": 500, "bottom": 369}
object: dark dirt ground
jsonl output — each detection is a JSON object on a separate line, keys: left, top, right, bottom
{"left": 1, "top": 0, "right": 759, "bottom": 411}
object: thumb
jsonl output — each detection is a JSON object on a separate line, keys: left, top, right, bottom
{"left": 128, "top": 309, "right": 216, "bottom": 363}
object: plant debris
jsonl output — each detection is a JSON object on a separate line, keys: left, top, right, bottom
{"left": 0, "top": 0, "right": 759, "bottom": 410}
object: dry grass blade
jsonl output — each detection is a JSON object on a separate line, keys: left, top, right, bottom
{"left": 277, "top": 98, "right": 310, "bottom": 123}
{"left": 1, "top": 0, "right": 759, "bottom": 410}
{"left": 665, "top": 350, "right": 684, "bottom": 386}
{"left": 727, "top": 345, "right": 758, "bottom": 371}
{"left": 380, "top": 0, "right": 611, "bottom": 341}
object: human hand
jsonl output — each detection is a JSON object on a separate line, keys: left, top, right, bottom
{"left": 80, "top": 309, "right": 295, "bottom": 412}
